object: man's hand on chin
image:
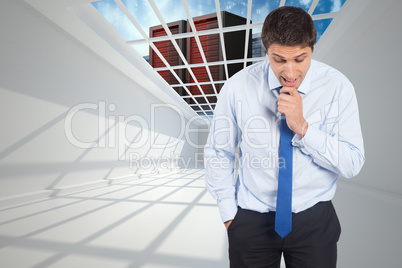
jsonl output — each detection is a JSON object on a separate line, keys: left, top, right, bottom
{"left": 277, "top": 86, "right": 308, "bottom": 138}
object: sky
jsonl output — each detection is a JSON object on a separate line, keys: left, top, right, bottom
{"left": 92, "top": 0, "right": 347, "bottom": 56}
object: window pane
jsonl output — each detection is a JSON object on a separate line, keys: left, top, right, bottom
{"left": 120, "top": 0, "right": 160, "bottom": 38}
{"left": 92, "top": 0, "right": 142, "bottom": 40}
{"left": 251, "top": 28, "right": 265, "bottom": 58}
{"left": 251, "top": 0, "right": 280, "bottom": 23}
{"left": 188, "top": 0, "right": 217, "bottom": 17}
{"left": 314, "top": 18, "right": 333, "bottom": 42}
{"left": 313, "top": 0, "right": 347, "bottom": 15}
{"left": 219, "top": 0, "right": 248, "bottom": 19}
{"left": 285, "top": 0, "right": 313, "bottom": 12}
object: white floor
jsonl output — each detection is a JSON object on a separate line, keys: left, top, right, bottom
{"left": 0, "top": 169, "right": 287, "bottom": 268}
{"left": 0, "top": 170, "right": 228, "bottom": 268}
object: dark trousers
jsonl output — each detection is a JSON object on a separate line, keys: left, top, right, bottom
{"left": 228, "top": 201, "right": 341, "bottom": 268}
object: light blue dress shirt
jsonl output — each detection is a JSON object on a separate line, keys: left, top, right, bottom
{"left": 204, "top": 58, "right": 365, "bottom": 223}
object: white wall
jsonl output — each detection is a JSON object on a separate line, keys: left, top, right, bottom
{"left": 0, "top": 0, "right": 201, "bottom": 206}
{"left": 314, "top": 0, "right": 402, "bottom": 267}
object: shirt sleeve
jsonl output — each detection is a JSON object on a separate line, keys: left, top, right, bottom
{"left": 204, "top": 81, "right": 240, "bottom": 223}
{"left": 292, "top": 79, "right": 365, "bottom": 178}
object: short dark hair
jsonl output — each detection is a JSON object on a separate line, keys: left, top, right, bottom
{"left": 261, "top": 6, "right": 317, "bottom": 51}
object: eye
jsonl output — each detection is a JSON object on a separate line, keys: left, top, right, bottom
{"left": 295, "top": 58, "right": 305, "bottom": 63}
{"left": 274, "top": 58, "right": 285, "bottom": 63}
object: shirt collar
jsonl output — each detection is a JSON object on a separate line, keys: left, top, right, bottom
{"left": 268, "top": 60, "right": 313, "bottom": 94}
{"left": 268, "top": 64, "right": 282, "bottom": 91}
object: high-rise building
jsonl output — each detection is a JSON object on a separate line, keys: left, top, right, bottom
{"left": 187, "top": 11, "right": 252, "bottom": 107}
{"left": 252, "top": 32, "right": 266, "bottom": 58}
{"left": 149, "top": 11, "right": 251, "bottom": 111}
{"left": 149, "top": 20, "right": 187, "bottom": 97}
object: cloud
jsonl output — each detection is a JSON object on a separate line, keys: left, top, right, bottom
{"left": 251, "top": 0, "right": 280, "bottom": 24}
{"left": 155, "top": 0, "right": 187, "bottom": 23}
{"left": 93, "top": 0, "right": 141, "bottom": 40}
{"left": 331, "top": 0, "right": 342, "bottom": 12}
{"left": 300, "top": 0, "right": 313, "bottom": 8}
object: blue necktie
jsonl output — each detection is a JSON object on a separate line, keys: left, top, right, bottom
{"left": 275, "top": 111, "right": 294, "bottom": 238}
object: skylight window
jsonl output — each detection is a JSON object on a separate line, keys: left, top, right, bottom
{"left": 313, "top": 0, "right": 347, "bottom": 14}
{"left": 92, "top": 0, "right": 348, "bottom": 119}
{"left": 285, "top": 0, "right": 313, "bottom": 12}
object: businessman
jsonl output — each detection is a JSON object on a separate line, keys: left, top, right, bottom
{"left": 204, "top": 6, "right": 365, "bottom": 268}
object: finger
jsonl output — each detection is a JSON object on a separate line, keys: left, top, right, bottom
{"left": 277, "top": 102, "right": 289, "bottom": 113}
{"left": 278, "top": 93, "right": 293, "bottom": 102}
{"left": 278, "top": 105, "right": 293, "bottom": 114}
{"left": 277, "top": 98, "right": 289, "bottom": 107}
{"left": 225, "top": 220, "right": 232, "bottom": 230}
{"left": 278, "top": 100, "right": 296, "bottom": 112}
{"left": 280, "top": 86, "right": 298, "bottom": 96}
{"left": 278, "top": 106, "right": 290, "bottom": 115}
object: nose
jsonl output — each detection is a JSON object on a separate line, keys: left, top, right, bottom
{"left": 284, "top": 62, "right": 295, "bottom": 79}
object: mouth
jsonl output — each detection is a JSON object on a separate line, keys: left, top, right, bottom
{"left": 281, "top": 76, "right": 299, "bottom": 87}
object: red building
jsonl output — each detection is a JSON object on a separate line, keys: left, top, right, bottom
{"left": 150, "top": 11, "right": 251, "bottom": 111}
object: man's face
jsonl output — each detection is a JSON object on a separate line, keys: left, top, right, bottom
{"left": 267, "top": 44, "right": 313, "bottom": 89}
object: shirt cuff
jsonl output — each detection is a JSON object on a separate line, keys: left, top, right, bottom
{"left": 292, "top": 125, "right": 326, "bottom": 154}
{"left": 217, "top": 198, "right": 238, "bottom": 223}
